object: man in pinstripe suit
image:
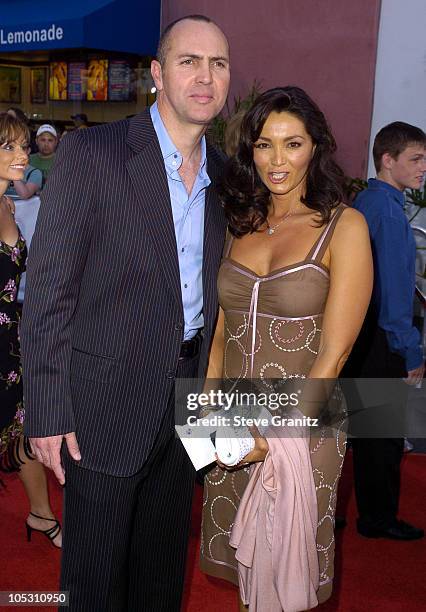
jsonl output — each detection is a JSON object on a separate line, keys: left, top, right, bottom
{"left": 21, "top": 15, "right": 230, "bottom": 611}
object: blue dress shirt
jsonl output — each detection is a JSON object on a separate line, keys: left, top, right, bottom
{"left": 150, "top": 102, "right": 210, "bottom": 340}
{"left": 354, "top": 178, "right": 423, "bottom": 371}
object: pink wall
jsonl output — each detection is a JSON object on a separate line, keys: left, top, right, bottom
{"left": 161, "top": 0, "right": 381, "bottom": 179}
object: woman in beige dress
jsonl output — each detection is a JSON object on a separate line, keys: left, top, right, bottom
{"left": 200, "top": 87, "right": 373, "bottom": 610}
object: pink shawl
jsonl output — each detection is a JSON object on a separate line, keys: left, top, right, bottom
{"left": 229, "top": 426, "right": 319, "bottom": 611}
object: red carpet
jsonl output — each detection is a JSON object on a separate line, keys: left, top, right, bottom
{"left": 1, "top": 452, "right": 425, "bottom": 611}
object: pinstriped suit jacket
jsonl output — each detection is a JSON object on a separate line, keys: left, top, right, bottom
{"left": 21, "top": 109, "right": 227, "bottom": 476}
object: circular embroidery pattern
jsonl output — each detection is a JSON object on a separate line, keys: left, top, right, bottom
{"left": 259, "top": 362, "right": 287, "bottom": 389}
{"left": 224, "top": 337, "right": 248, "bottom": 380}
{"left": 269, "top": 317, "right": 319, "bottom": 353}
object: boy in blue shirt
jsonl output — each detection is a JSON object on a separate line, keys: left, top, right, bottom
{"left": 348, "top": 122, "right": 425, "bottom": 540}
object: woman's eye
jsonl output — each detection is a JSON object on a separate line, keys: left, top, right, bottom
{"left": 288, "top": 141, "right": 301, "bottom": 148}
{"left": 182, "top": 59, "right": 194, "bottom": 65}
{"left": 1, "top": 144, "right": 13, "bottom": 151}
{"left": 254, "top": 143, "right": 269, "bottom": 149}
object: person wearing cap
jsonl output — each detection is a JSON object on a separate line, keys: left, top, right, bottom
{"left": 71, "top": 113, "right": 88, "bottom": 129}
{"left": 30, "top": 125, "right": 58, "bottom": 188}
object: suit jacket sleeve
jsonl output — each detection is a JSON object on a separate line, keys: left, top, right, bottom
{"left": 21, "top": 130, "right": 96, "bottom": 437}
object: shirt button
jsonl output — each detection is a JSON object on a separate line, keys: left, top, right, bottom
{"left": 184, "top": 283, "right": 188, "bottom": 289}
{"left": 181, "top": 247, "right": 185, "bottom": 253}
{"left": 175, "top": 323, "right": 183, "bottom": 331}
{"left": 166, "top": 370, "right": 175, "bottom": 379}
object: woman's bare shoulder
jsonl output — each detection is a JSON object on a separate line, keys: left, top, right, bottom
{"left": 330, "top": 205, "right": 370, "bottom": 255}
{"left": 335, "top": 204, "right": 369, "bottom": 234}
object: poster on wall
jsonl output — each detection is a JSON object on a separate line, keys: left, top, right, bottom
{"left": 49, "top": 62, "right": 68, "bottom": 100}
{"left": 68, "top": 62, "right": 87, "bottom": 101}
{"left": 30, "top": 67, "right": 47, "bottom": 104}
{"left": 0, "top": 66, "right": 21, "bottom": 103}
{"left": 87, "top": 59, "right": 108, "bottom": 101}
{"left": 108, "top": 60, "right": 129, "bottom": 101}
{"left": 108, "top": 60, "right": 136, "bottom": 102}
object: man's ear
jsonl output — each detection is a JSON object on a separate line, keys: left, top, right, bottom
{"left": 381, "top": 152, "right": 395, "bottom": 171}
{"left": 151, "top": 60, "right": 163, "bottom": 92}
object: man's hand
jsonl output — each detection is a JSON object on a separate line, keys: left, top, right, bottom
{"left": 30, "top": 432, "right": 81, "bottom": 485}
{"left": 405, "top": 363, "right": 425, "bottom": 387}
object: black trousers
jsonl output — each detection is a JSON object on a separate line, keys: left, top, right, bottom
{"left": 60, "top": 355, "right": 199, "bottom": 612}
{"left": 351, "top": 437, "right": 404, "bottom": 529}
{"left": 343, "top": 313, "right": 407, "bottom": 530}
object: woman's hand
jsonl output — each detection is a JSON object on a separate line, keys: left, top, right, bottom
{"left": 0, "top": 196, "right": 19, "bottom": 246}
{"left": 241, "top": 429, "right": 269, "bottom": 463}
{"left": 216, "top": 426, "right": 269, "bottom": 470}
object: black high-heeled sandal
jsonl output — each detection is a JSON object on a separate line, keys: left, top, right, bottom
{"left": 25, "top": 512, "right": 61, "bottom": 548}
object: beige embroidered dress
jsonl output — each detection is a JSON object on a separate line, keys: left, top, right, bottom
{"left": 200, "top": 206, "right": 347, "bottom": 607}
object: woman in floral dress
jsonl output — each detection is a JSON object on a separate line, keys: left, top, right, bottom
{"left": 0, "top": 113, "right": 61, "bottom": 547}
{"left": 0, "top": 228, "right": 28, "bottom": 467}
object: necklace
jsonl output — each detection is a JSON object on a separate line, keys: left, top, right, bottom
{"left": 265, "top": 207, "right": 297, "bottom": 236}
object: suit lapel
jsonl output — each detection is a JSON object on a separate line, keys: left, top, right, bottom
{"left": 125, "top": 110, "right": 183, "bottom": 315}
{"left": 126, "top": 111, "right": 227, "bottom": 327}
{"left": 203, "top": 145, "right": 227, "bottom": 330}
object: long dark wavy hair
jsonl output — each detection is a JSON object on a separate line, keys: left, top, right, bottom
{"left": 221, "top": 86, "right": 346, "bottom": 237}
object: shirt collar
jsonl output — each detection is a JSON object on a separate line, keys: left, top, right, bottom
{"left": 150, "top": 101, "right": 208, "bottom": 179}
{"left": 368, "top": 178, "right": 405, "bottom": 208}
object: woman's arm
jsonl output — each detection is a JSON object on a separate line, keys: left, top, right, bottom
{"left": 12, "top": 179, "right": 40, "bottom": 200}
{"left": 309, "top": 207, "right": 373, "bottom": 379}
{"left": 205, "top": 306, "right": 225, "bottom": 382}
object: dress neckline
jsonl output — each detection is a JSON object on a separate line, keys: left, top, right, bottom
{"left": 223, "top": 204, "right": 346, "bottom": 280}
{"left": 223, "top": 256, "right": 330, "bottom": 280}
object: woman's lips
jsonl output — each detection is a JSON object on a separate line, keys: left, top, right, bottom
{"left": 268, "top": 172, "right": 289, "bottom": 184}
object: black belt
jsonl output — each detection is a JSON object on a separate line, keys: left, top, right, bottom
{"left": 179, "top": 329, "right": 203, "bottom": 360}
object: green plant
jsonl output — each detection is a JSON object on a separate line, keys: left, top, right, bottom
{"left": 345, "top": 179, "right": 426, "bottom": 223}
{"left": 344, "top": 177, "right": 368, "bottom": 203}
{"left": 406, "top": 186, "right": 426, "bottom": 223}
{"left": 207, "top": 80, "right": 263, "bottom": 150}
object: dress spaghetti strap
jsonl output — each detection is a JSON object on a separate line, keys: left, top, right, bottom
{"left": 225, "top": 204, "right": 346, "bottom": 264}
{"left": 223, "top": 229, "right": 234, "bottom": 258}
{"left": 305, "top": 204, "right": 346, "bottom": 263}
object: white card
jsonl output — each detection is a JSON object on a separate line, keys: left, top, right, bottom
{"left": 175, "top": 423, "right": 217, "bottom": 470}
